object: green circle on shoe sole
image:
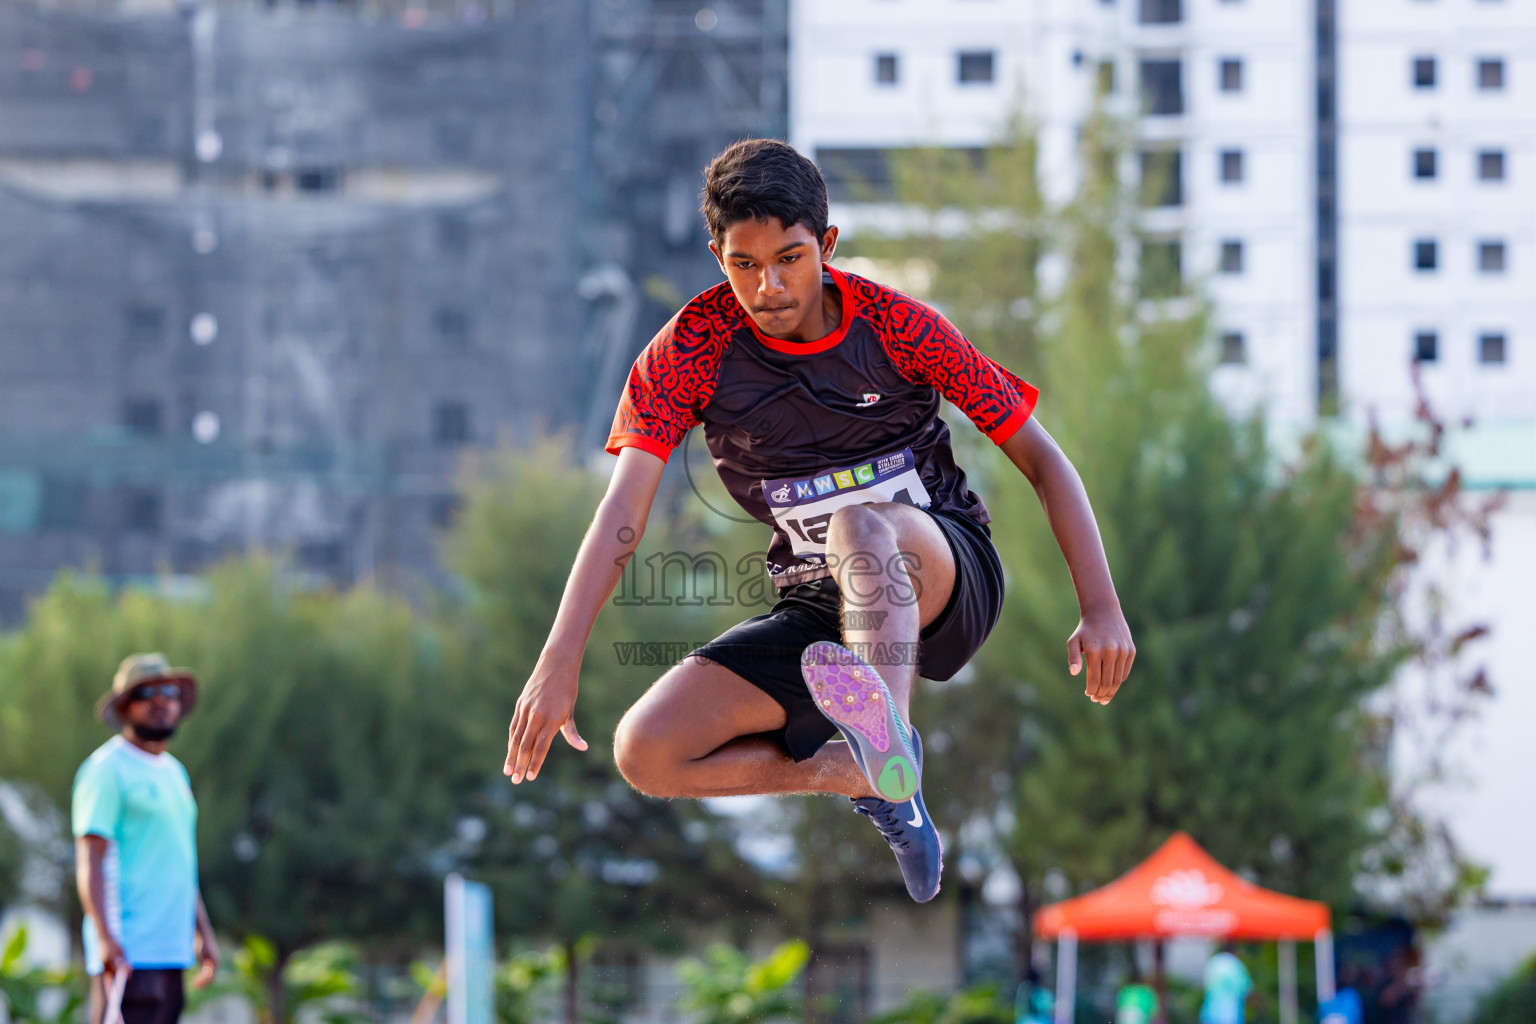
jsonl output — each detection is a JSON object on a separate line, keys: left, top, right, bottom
{"left": 878, "top": 756, "right": 918, "bottom": 801}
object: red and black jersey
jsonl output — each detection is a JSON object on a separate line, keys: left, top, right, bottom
{"left": 607, "top": 265, "right": 1039, "bottom": 587}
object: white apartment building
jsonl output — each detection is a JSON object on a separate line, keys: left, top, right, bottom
{"left": 1337, "top": 1, "right": 1536, "bottom": 428}
{"left": 791, "top": 0, "right": 1320, "bottom": 427}
{"left": 790, "top": 0, "right": 1536, "bottom": 1008}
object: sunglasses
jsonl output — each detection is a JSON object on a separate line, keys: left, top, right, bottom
{"left": 127, "top": 682, "right": 183, "bottom": 703}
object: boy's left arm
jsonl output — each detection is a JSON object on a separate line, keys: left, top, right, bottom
{"left": 999, "top": 416, "right": 1135, "bottom": 704}
{"left": 870, "top": 289, "right": 1130, "bottom": 699}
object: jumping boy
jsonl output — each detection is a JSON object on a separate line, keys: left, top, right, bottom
{"left": 504, "top": 139, "right": 1134, "bottom": 902}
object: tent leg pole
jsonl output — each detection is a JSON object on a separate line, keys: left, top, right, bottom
{"left": 1054, "top": 930, "right": 1077, "bottom": 1024}
{"left": 1315, "top": 929, "right": 1336, "bottom": 1004}
{"left": 1279, "top": 939, "right": 1297, "bottom": 1024}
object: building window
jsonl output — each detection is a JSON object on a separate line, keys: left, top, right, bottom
{"left": 1413, "top": 56, "right": 1436, "bottom": 89}
{"left": 295, "top": 167, "right": 342, "bottom": 192}
{"left": 1478, "top": 149, "right": 1506, "bottom": 181}
{"left": 434, "top": 401, "right": 471, "bottom": 447}
{"left": 1219, "top": 330, "right": 1246, "bottom": 365}
{"left": 875, "top": 53, "right": 898, "bottom": 85}
{"left": 957, "top": 51, "right": 995, "bottom": 84}
{"left": 1414, "top": 239, "right": 1438, "bottom": 271}
{"left": 1219, "top": 58, "right": 1243, "bottom": 93}
{"left": 1478, "top": 240, "right": 1507, "bottom": 273}
{"left": 437, "top": 213, "right": 470, "bottom": 255}
{"left": 299, "top": 541, "right": 344, "bottom": 572}
{"left": 1479, "top": 332, "right": 1506, "bottom": 364}
{"left": 39, "top": 477, "right": 87, "bottom": 531}
{"left": 434, "top": 307, "right": 471, "bottom": 344}
{"left": 1139, "top": 0, "right": 1181, "bottom": 24}
{"left": 125, "top": 304, "right": 166, "bottom": 346}
{"left": 435, "top": 122, "right": 474, "bottom": 160}
{"left": 1220, "top": 149, "right": 1244, "bottom": 183}
{"left": 1477, "top": 58, "right": 1505, "bottom": 91}
{"left": 1138, "top": 239, "right": 1183, "bottom": 298}
{"left": 1414, "top": 330, "right": 1438, "bottom": 363}
{"left": 1139, "top": 149, "right": 1183, "bottom": 207}
{"left": 817, "top": 147, "right": 911, "bottom": 200}
{"left": 123, "top": 489, "right": 161, "bottom": 533}
{"left": 659, "top": 50, "right": 705, "bottom": 92}
{"left": 1413, "top": 147, "right": 1437, "bottom": 179}
{"left": 1219, "top": 240, "right": 1244, "bottom": 274}
{"left": 128, "top": 116, "right": 165, "bottom": 155}
{"left": 1141, "top": 59, "right": 1184, "bottom": 115}
{"left": 123, "top": 398, "right": 162, "bottom": 437}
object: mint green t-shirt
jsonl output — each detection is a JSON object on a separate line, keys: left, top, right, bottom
{"left": 1201, "top": 952, "right": 1252, "bottom": 1024}
{"left": 72, "top": 737, "right": 199, "bottom": 975}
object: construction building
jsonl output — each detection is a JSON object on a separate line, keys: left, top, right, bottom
{"left": 0, "top": 0, "right": 787, "bottom": 615}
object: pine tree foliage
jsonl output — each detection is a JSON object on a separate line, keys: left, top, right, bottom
{"left": 440, "top": 440, "right": 772, "bottom": 938}
{"left": 0, "top": 562, "right": 474, "bottom": 965}
{"left": 0, "top": 443, "right": 773, "bottom": 1024}
{"left": 850, "top": 113, "right": 1423, "bottom": 925}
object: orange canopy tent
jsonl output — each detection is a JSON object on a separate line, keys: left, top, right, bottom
{"left": 1033, "top": 833, "right": 1335, "bottom": 1024}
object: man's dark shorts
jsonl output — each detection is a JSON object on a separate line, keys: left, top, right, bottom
{"left": 91, "top": 969, "right": 185, "bottom": 1024}
{"left": 693, "top": 507, "right": 1005, "bottom": 762}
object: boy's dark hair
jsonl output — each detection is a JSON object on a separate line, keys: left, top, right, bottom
{"left": 701, "top": 138, "right": 829, "bottom": 246}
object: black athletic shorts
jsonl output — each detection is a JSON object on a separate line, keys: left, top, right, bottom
{"left": 693, "top": 507, "right": 1005, "bottom": 762}
{"left": 90, "top": 969, "right": 186, "bottom": 1024}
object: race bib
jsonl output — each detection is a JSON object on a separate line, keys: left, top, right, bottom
{"left": 762, "top": 448, "right": 932, "bottom": 562}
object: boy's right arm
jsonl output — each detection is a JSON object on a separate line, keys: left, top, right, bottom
{"left": 503, "top": 446, "right": 667, "bottom": 783}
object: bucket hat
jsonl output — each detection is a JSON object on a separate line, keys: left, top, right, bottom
{"left": 95, "top": 652, "right": 199, "bottom": 729}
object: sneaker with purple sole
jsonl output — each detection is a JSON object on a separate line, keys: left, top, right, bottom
{"left": 801, "top": 640, "right": 943, "bottom": 902}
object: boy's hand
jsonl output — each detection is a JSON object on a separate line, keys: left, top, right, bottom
{"left": 505, "top": 656, "right": 588, "bottom": 783}
{"left": 1067, "top": 607, "right": 1135, "bottom": 705}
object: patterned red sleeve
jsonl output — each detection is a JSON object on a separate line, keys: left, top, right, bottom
{"left": 872, "top": 286, "right": 1040, "bottom": 445}
{"left": 605, "top": 287, "right": 731, "bottom": 460}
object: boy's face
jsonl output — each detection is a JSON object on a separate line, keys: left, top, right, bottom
{"left": 710, "top": 217, "right": 839, "bottom": 340}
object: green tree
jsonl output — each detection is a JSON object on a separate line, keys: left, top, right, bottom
{"left": 491, "top": 946, "right": 564, "bottom": 1024}
{"left": 848, "top": 109, "right": 1482, "bottom": 978}
{"left": 0, "top": 443, "right": 776, "bottom": 1024}
{"left": 190, "top": 936, "right": 364, "bottom": 1024}
{"left": 866, "top": 984, "right": 1014, "bottom": 1024}
{"left": 440, "top": 441, "right": 774, "bottom": 1022}
{"left": 1470, "top": 954, "right": 1536, "bottom": 1024}
{"left": 0, "top": 927, "right": 83, "bottom": 1024}
{"left": 674, "top": 940, "right": 809, "bottom": 1024}
{"left": 0, "top": 813, "right": 21, "bottom": 912}
{"left": 0, "top": 562, "right": 486, "bottom": 1022}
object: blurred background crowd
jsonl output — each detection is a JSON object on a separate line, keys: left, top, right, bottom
{"left": 0, "top": 0, "right": 1531, "bottom": 1022}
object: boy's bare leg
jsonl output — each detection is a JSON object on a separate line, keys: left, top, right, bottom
{"left": 613, "top": 504, "right": 956, "bottom": 800}
{"left": 614, "top": 657, "right": 877, "bottom": 798}
{"left": 823, "top": 502, "right": 956, "bottom": 717}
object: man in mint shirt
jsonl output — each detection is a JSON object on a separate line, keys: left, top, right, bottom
{"left": 1200, "top": 945, "right": 1252, "bottom": 1024}
{"left": 73, "top": 654, "right": 219, "bottom": 1024}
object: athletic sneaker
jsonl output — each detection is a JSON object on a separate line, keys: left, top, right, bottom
{"left": 802, "top": 640, "right": 943, "bottom": 902}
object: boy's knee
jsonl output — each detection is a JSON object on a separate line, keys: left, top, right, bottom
{"left": 828, "top": 503, "right": 894, "bottom": 548}
{"left": 612, "top": 711, "right": 682, "bottom": 798}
